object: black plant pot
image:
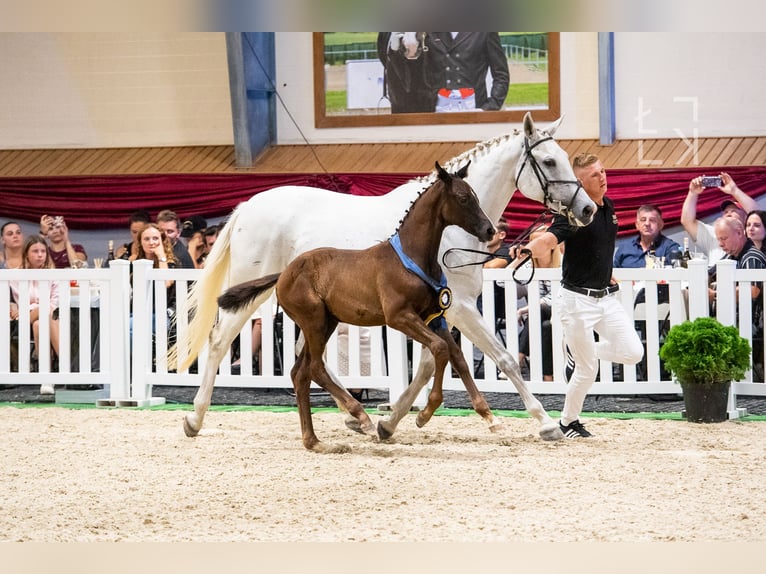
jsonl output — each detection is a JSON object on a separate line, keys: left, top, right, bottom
{"left": 680, "top": 380, "right": 731, "bottom": 423}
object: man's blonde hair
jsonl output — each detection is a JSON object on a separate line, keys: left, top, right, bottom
{"left": 572, "top": 153, "right": 600, "bottom": 170}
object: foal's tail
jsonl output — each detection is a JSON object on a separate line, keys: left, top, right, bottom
{"left": 169, "top": 211, "right": 237, "bottom": 371}
{"left": 218, "top": 274, "right": 281, "bottom": 313}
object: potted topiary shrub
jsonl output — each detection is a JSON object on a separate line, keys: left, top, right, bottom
{"left": 659, "top": 317, "right": 751, "bottom": 423}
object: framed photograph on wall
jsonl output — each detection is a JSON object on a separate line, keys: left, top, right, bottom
{"left": 313, "top": 32, "right": 560, "bottom": 128}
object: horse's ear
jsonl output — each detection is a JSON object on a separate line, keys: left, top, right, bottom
{"left": 435, "top": 161, "right": 450, "bottom": 183}
{"left": 545, "top": 115, "right": 564, "bottom": 137}
{"left": 456, "top": 160, "right": 470, "bottom": 179}
{"left": 523, "top": 112, "right": 535, "bottom": 140}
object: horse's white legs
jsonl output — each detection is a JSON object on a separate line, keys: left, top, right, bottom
{"left": 451, "top": 303, "right": 563, "bottom": 441}
{"left": 379, "top": 301, "right": 563, "bottom": 441}
{"left": 183, "top": 307, "right": 257, "bottom": 437}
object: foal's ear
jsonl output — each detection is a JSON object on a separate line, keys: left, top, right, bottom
{"left": 435, "top": 161, "right": 450, "bottom": 183}
{"left": 456, "top": 160, "right": 470, "bottom": 179}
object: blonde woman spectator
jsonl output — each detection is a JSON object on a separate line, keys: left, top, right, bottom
{"left": 133, "top": 223, "right": 178, "bottom": 305}
{"left": 9, "top": 235, "right": 60, "bottom": 394}
{"left": 116, "top": 209, "right": 151, "bottom": 261}
{"left": 1, "top": 221, "right": 24, "bottom": 269}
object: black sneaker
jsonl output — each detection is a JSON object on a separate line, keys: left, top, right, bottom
{"left": 559, "top": 419, "right": 592, "bottom": 438}
{"left": 564, "top": 344, "right": 575, "bottom": 382}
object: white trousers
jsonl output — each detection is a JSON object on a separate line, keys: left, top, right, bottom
{"left": 555, "top": 288, "right": 644, "bottom": 425}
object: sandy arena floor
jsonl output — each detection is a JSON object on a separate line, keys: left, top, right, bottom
{"left": 1, "top": 406, "right": 765, "bottom": 543}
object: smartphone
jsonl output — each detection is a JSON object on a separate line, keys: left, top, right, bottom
{"left": 701, "top": 176, "right": 723, "bottom": 188}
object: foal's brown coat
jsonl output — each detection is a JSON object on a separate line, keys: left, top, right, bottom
{"left": 218, "top": 162, "right": 495, "bottom": 452}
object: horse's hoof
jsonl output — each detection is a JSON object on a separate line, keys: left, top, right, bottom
{"left": 360, "top": 421, "right": 379, "bottom": 441}
{"left": 183, "top": 415, "right": 200, "bottom": 437}
{"left": 377, "top": 420, "right": 395, "bottom": 440}
{"left": 311, "top": 442, "right": 352, "bottom": 454}
{"left": 344, "top": 415, "right": 364, "bottom": 434}
{"left": 415, "top": 411, "right": 432, "bottom": 428}
{"left": 539, "top": 422, "right": 564, "bottom": 441}
{"left": 488, "top": 423, "right": 505, "bottom": 433}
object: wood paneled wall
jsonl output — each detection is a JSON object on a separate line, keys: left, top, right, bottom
{"left": 1, "top": 137, "right": 764, "bottom": 177}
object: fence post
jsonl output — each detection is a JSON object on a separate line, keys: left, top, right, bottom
{"left": 686, "top": 259, "right": 710, "bottom": 320}
{"left": 710, "top": 259, "right": 745, "bottom": 419}
{"left": 714, "top": 259, "right": 737, "bottom": 326}
{"left": 130, "top": 259, "right": 152, "bottom": 404}
{"left": 107, "top": 259, "right": 132, "bottom": 400}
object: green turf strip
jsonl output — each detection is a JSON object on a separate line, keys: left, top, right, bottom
{"left": 2, "top": 401, "right": 766, "bottom": 422}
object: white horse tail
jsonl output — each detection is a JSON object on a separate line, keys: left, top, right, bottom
{"left": 171, "top": 211, "right": 236, "bottom": 371}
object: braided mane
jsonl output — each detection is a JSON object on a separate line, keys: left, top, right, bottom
{"left": 412, "top": 130, "right": 520, "bottom": 186}
{"left": 393, "top": 129, "right": 520, "bottom": 237}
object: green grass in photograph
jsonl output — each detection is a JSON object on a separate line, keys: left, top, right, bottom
{"left": 324, "top": 32, "right": 378, "bottom": 45}
{"left": 326, "top": 91, "right": 346, "bottom": 113}
{"left": 505, "top": 82, "right": 548, "bottom": 107}
{"left": 325, "top": 82, "right": 548, "bottom": 114}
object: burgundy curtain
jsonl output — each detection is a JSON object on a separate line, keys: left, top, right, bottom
{"left": 2, "top": 166, "right": 764, "bottom": 238}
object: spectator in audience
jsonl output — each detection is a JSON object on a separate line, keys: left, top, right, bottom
{"left": 483, "top": 219, "right": 511, "bottom": 269}
{"left": 711, "top": 216, "right": 766, "bottom": 377}
{"left": 681, "top": 173, "right": 757, "bottom": 262}
{"left": 9, "top": 235, "right": 60, "bottom": 394}
{"left": 117, "top": 209, "right": 151, "bottom": 260}
{"left": 745, "top": 210, "right": 766, "bottom": 253}
{"left": 614, "top": 204, "right": 682, "bottom": 269}
{"left": 231, "top": 317, "right": 263, "bottom": 376}
{"left": 1, "top": 221, "right": 24, "bottom": 269}
{"left": 473, "top": 219, "right": 511, "bottom": 377}
{"left": 156, "top": 209, "right": 194, "bottom": 269}
{"left": 517, "top": 224, "right": 561, "bottom": 381}
{"left": 180, "top": 215, "right": 208, "bottom": 269}
{"left": 201, "top": 224, "right": 220, "bottom": 265}
{"left": 134, "top": 222, "right": 178, "bottom": 284}
{"left": 40, "top": 215, "right": 88, "bottom": 268}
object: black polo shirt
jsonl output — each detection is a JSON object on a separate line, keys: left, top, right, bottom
{"left": 548, "top": 196, "right": 619, "bottom": 290}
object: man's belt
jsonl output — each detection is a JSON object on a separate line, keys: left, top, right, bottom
{"left": 562, "top": 282, "right": 619, "bottom": 299}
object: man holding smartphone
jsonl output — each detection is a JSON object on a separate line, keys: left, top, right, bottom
{"left": 681, "top": 172, "right": 758, "bottom": 261}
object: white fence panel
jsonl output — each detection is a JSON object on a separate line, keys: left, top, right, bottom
{"left": 0, "top": 261, "right": 130, "bottom": 397}
{"left": 3, "top": 257, "right": 764, "bottom": 413}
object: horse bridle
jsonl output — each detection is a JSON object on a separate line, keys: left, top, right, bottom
{"left": 515, "top": 135, "right": 584, "bottom": 224}
{"left": 441, "top": 211, "right": 551, "bottom": 286}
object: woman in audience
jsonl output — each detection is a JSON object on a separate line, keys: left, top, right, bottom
{"left": 133, "top": 223, "right": 178, "bottom": 288}
{"left": 9, "top": 235, "right": 60, "bottom": 394}
{"left": 39, "top": 215, "right": 88, "bottom": 268}
{"left": 745, "top": 210, "right": 766, "bottom": 253}
{"left": 1, "top": 221, "right": 24, "bottom": 269}
{"left": 117, "top": 209, "right": 151, "bottom": 261}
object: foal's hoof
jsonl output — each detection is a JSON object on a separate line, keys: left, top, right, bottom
{"left": 539, "top": 422, "right": 564, "bottom": 441}
{"left": 377, "top": 420, "right": 395, "bottom": 440}
{"left": 489, "top": 422, "right": 505, "bottom": 433}
{"left": 415, "top": 411, "right": 433, "bottom": 428}
{"left": 344, "top": 414, "right": 364, "bottom": 434}
{"left": 183, "top": 415, "right": 200, "bottom": 437}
